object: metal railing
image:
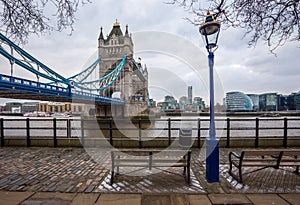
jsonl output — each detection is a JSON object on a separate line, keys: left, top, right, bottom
{"left": 0, "top": 117, "right": 299, "bottom": 148}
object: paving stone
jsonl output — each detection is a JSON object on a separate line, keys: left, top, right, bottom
{"left": 279, "top": 193, "right": 300, "bottom": 205}
{"left": 96, "top": 194, "right": 141, "bottom": 205}
{"left": 142, "top": 194, "right": 170, "bottom": 205}
{"left": 85, "top": 185, "right": 96, "bottom": 193}
{"left": 21, "top": 199, "right": 71, "bottom": 205}
{"left": 170, "top": 194, "right": 188, "bottom": 205}
{"left": 208, "top": 193, "right": 253, "bottom": 205}
{"left": 188, "top": 194, "right": 212, "bottom": 205}
{"left": 246, "top": 194, "right": 290, "bottom": 205}
{"left": 29, "top": 192, "right": 76, "bottom": 202}
{"left": 0, "top": 191, "right": 34, "bottom": 205}
{"left": 70, "top": 193, "right": 100, "bottom": 205}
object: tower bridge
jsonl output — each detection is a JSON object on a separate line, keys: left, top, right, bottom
{"left": 0, "top": 21, "right": 149, "bottom": 117}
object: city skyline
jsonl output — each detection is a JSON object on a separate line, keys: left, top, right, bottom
{"left": 0, "top": 0, "right": 299, "bottom": 105}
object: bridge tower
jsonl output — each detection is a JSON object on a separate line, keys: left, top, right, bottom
{"left": 97, "top": 20, "right": 149, "bottom": 117}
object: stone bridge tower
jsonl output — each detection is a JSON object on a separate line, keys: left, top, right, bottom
{"left": 97, "top": 21, "right": 149, "bottom": 117}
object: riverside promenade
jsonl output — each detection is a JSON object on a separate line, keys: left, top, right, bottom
{"left": 0, "top": 147, "right": 299, "bottom": 205}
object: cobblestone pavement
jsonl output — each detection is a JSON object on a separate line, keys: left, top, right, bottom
{"left": 0, "top": 147, "right": 299, "bottom": 194}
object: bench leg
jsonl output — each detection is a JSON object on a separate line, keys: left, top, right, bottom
{"left": 116, "top": 155, "right": 120, "bottom": 174}
{"left": 187, "top": 151, "right": 191, "bottom": 185}
{"left": 295, "top": 166, "right": 299, "bottom": 174}
{"left": 187, "top": 166, "right": 190, "bottom": 185}
{"left": 229, "top": 162, "right": 233, "bottom": 174}
{"left": 238, "top": 166, "right": 243, "bottom": 183}
{"left": 110, "top": 170, "right": 114, "bottom": 185}
{"left": 111, "top": 151, "right": 115, "bottom": 185}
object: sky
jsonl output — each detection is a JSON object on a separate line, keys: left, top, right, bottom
{"left": 0, "top": 0, "right": 299, "bottom": 105}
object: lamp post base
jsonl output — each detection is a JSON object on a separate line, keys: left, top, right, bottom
{"left": 206, "top": 137, "right": 220, "bottom": 183}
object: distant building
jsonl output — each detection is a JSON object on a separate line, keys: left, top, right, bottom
{"left": 259, "top": 93, "right": 279, "bottom": 111}
{"left": 179, "top": 96, "right": 188, "bottom": 110}
{"left": 160, "top": 95, "right": 179, "bottom": 112}
{"left": 225, "top": 92, "right": 253, "bottom": 112}
{"left": 37, "top": 102, "right": 90, "bottom": 114}
{"left": 288, "top": 92, "right": 300, "bottom": 110}
{"left": 149, "top": 99, "right": 156, "bottom": 107}
{"left": 3, "top": 102, "right": 22, "bottom": 113}
{"left": 188, "top": 86, "right": 192, "bottom": 104}
{"left": 193, "top": 97, "right": 205, "bottom": 111}
{"left": 22, "top": 102, "right": 38, "bottom": 113}
{"left": 247, "top": 94, "right": 259, "bottom": 111}
{"left": 278, "top": 95, "right": 289, "bottom": 111}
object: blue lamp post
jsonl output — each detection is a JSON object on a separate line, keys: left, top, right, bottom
{"left": 199, "top": 12, "right": 221, "bottom": 183}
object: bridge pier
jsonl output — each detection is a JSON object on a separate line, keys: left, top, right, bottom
{"left": 96, "top": 104, "right": 124, "bottom": 117}
{"left": 95, "top": 103, "right": 149, "bottom": 118}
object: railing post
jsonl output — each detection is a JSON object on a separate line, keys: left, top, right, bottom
{"left": 255, "top": 118, "right": 259, "bottom": 148}
{"left": 81, "top": 117, "right": 85, "bottom": 146}
{"left": 67, "top": 119, "right": 71, "bottom": 138}
{"left": 283, "top": 117, "right": 288, "bottom": 148}
{"left": 197, "top": 118, "right": 201, "bottom": 148}
{"left": 168, "top": 118, "right": 171, "bottom": 145}
{"left": 0, "top": 118, "right": 4, "bottom": 147}
{"left": 109, "top": 118, "right": 113, "bottom": 146}
{"left": 139, "top": 118, "right": 142, "bottom": 148}
{"left": 226, "top": 118, "right": 230, "bottom": 148}
{"left": 26, "top": 118, "right": 30, "bottom": 147}
{"left": 53, "top": 118, "right": 57, "bottom": 147}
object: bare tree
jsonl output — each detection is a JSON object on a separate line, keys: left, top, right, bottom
{"left": 167, "top": 0, "right": 300, "bottom": 52}
{"left": 0, "top": 0, "right": 91, "bottom": 44}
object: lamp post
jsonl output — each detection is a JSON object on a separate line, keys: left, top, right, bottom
{"left": 199, "top": 12, "right": 221, "bottom": 183}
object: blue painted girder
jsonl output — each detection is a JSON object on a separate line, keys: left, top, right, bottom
{"left": 0, "top": 74, "right": 124, "bottom": 105}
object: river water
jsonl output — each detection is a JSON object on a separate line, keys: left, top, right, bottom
{"left": 1, "top": 116, "right": 299, "bottom": 139}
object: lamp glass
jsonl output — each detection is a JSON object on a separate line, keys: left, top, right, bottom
{"left": 200, "top": 23, "right": 220, "bottom": 50}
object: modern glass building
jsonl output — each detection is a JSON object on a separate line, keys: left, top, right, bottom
{"left": 160, "top": 95, "right": 179, "bottom": 112}
{"left": 247, "top": 94, "right": 259, "bottom": 111}
{"left": 259, "top": 93, "right": 279, "bottom": 111}
{"left": 193, "top": 97, "right": 205, "bottom": 111}
{"left": 188, "top": 86, "right": 192, "bottom": 104}
{"left": 288, "top": 92, "right": 300, "bottom": 110}
{"left": 225, "top": 92, "right": 253, "bottom": 112}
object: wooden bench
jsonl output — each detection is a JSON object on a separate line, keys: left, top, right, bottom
{"left": 228, "top": 149, "right": 300, "bottom": 183}
{"left": 110, "top": 149, "right": 191, "bottom": 185}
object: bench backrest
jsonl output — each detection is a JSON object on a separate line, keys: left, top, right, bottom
{"left": 242, "top": 150, "right": 282, "bottom": 157}
{"left": 282, "top": 150, "right": 299, "bottom": 157}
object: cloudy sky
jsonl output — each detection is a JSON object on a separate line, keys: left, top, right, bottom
{"left": 0, "top": 0, "right": 299, "bottom": 105}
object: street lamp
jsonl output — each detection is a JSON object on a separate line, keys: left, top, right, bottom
{"left": 199, "top": 12, "right": 221, "bottom": 183}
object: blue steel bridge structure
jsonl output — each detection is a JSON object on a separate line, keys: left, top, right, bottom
{"left": 0, "top": 33, "right": 129, "bottom": 105}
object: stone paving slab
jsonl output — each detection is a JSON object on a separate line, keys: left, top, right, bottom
{"left": 1, "top": 192, "right": 300, "bottom": 205}
{"left": 246, "top": 194, "right": 290, "bottom": 205}
{"left": 20, "top": 192, "right": 77, "bottom": 205}
{"left": 279, "top": 193, "right": 300, "bottom": 205}
{"left": 70, "top": 193, "right": 100, "bottom": 205}
{"left": 188, "top": 194, "right": 212, "bottom": 205}
{"left": 142, "top": 194, "right": 171, "bottom": 205}
{"left": 0, "top": 191, "right": 34, "bottom": 205}
{"left": 208, "top": 193, "right": 253, "bottom": 205}
{"left": 170, "top": 194, "right": 189, "bottom": 205}
{"left": 96, "top": 194, "right": 141, "bottom": 205}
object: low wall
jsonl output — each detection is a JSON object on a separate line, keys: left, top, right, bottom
{"left": 3, "top": 137, "right": 300, "bottom": 148}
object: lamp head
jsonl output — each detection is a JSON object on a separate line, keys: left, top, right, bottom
{"left": 199, "top": 12, "right": 221, "bottom": 51}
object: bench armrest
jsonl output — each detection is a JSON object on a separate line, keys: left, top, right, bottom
{"left": 229, "top": 151, "right": 241, "bottom": 160}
